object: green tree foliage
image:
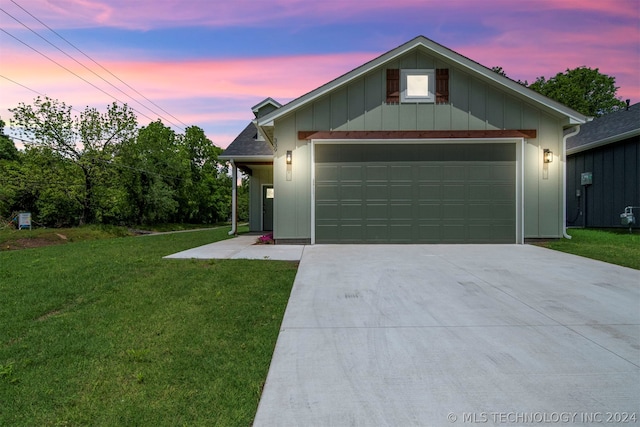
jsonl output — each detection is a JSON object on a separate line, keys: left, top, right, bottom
{"left": 0, "top": 118, "right": 19, "bottom": 162}
{"left": 528, "top": 66, "right": 626, "bottom": 117}
{"left": 4, "top": 97, "right": 234, "bottom": 228}
{"left": 9, "top": 97, "right": 138, "bottom": 224}
{"left": 116, "top": 120, "right": 182, "bottom": 224}
{"left": 0, "top": 119, "right": 23, "bottom": 218}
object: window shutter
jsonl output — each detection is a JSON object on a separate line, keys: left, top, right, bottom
{"left": 436, "top": 68, "right": 449, "bottom": 104}
{"left": 386, "top": 69, "right": 399, "bottom": 104}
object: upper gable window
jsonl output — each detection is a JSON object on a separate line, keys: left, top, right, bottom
{"left": 387, "top": 68, "right": 449, "bottom": 104}
{"left": 401, "top": 69, "right": 435, "bottom": 103}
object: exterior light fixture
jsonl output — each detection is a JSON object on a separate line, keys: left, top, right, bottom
{"left": 543, "top": 149, "right": 553, "bottom": 163}
{"left": 286, "top": 150, "right": 292, "bottom": 165}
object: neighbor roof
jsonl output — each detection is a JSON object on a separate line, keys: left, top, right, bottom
{"left": 256, "top": 35, "right": 588, "bottom": 133}
{"left": 218, "top": 122, "right": 273, "bottom": 161}
{"left": 567, "top": 102, "right": 640, "bottom": 155}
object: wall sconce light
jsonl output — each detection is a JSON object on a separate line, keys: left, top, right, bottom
{"left": 543, "top": 149, "right": 553, "bottom": 163}
{"left": 286, "top": 150, "right": 292, "bottom": 165}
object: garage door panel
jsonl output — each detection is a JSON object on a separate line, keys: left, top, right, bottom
{"left": 340, "top": 224, "right": 363, "bottom": 241}
{"left": 442, "top": 203, "right": 466, "bottom": 219}
{"left": 467, "top": 203, "right": 493, "bottom": 219}
{"left": 366, "top": 165, "right": 388, "bottom": 181}
{"left": 341, "top": 204, "right": 363, "bottom": 219}
{"left": 443, "top": 185, "right": 465, "bottom": 200}
{"left": 390, "top": 184, "right": 412, "bottom": 200}
{"left": 316, "top": 184, "right": 339, "bottom": 201}
{"left": 341, "top": 165, "right": 363, "bottom": 181}
{"left": 316, "top": 203, "right": 339, "bottom": 220}
{"left": 419, "top": 203, "right": 442, "bottom": 218}
{"left": 469, "top": 184, "right": 493, "bottom": 200}
{"left": 389, "top": 224, "right": 414, "bottom": 242}
{"left": 365, "top": 224, "right": 389, "bottom": 241}
{"left": 492, "top": 184, "right": 515, "bottom": 200}
{"left": 441, "top": 224, "right": 466, "bottom": 242}
{"left": 390, "top": 165, "right": 412, "bottom": 180}
{"left": 492, "top": 165, "right": 516, "bottom": 180}
{"left": 443, "top": 166, "right": 466, "bottom": 181}
{"left": 468, "top": 165, "right": 494, "bottom": 180}
{"left": 316, "top": 165, "right": 338, "bottom": 181}
{"left": 340, "top": 185, "right": 363, "bottom": 201}
{"left": 316, "top": 224, "right": 339, "bottom": 241}
{"left": 418, "top": 165, "right": 442, "bottom": 181}
{"left": 366, "top": 184, "right": 388, "bottom": 200}
{"left": 390, "top": 203, "right": 412, "bottom": 219}
{"left": 365, "top": 203, "right": 388, "bottom": 219}
{"left": 491, "top": 225, "right": 517, "bottom": 241}
{"left": 315, "top": 144, "right": 516, "bottom": 243}
{"left": 493, "top": 204, "right": 515, "bottom": 219}
{"left": 419, "top": 184, "right": 441, "bottom": 200}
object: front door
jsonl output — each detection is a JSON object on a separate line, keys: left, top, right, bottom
{"left": 262, "top": 185, "right": 274, "bottom": 231}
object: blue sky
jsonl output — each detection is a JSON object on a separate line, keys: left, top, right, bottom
{"left": 1, "top": 0, "right": 638, "bottom": 147}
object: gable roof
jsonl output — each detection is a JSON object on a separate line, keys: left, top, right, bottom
{"left": 251, "top": 97, "right": 282, "bottom": 116}
{"left": 218, "top": 122, "right": 273, "bottom": 161}
{"left": 256, "top": 35, "right": 588, "bottom": 135}
{"left": 567, "top": 102, "right": 640, "bottom": 155}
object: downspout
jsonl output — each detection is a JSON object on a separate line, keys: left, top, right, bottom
{"left": 562, "top": 125, "right": 581, "bottom": 239}
{"left": 228, "top": 160, "right": 237, "bottom": 236}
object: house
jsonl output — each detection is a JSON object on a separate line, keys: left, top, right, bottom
{"left": 565, "top": 102, "right": 640, "bottom": 229}
{"left": 220, "top": 36, "right": 588, "bottom": 244}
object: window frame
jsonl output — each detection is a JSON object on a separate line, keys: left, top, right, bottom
{"left": 400, "top": 69, "right": 436, "bottom": 103}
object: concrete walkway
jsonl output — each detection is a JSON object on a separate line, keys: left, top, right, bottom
{"left": 253, "top": 244, "right": 640, "bottom": 426}
{"left": 163, "top": 234, "right": 304, "bottom": 261}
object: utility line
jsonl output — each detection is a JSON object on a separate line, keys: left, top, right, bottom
{"left": 0, "top": 27, "right": 159, "bottom": 124}
{"left": 0, "top": 6, "right": 185, "bottom": 130}
{"left": 7, "top": 0, "right": 188, "bottom": 129}
{"left": 0, "top": 74, "right": 85, "bottom": 115}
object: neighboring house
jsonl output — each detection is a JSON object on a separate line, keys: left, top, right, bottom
{"left": 566, "top": 102, "right": 640, "bottom": 228}
{"left": 220, "top": 35, "right": 587, "bottom": 244}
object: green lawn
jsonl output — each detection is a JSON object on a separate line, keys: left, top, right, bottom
{"left": 538, "top": 228, "right": 640, "bottom": 270}
{"left": 0, "top": 226, "right": 297, "bottom": 426}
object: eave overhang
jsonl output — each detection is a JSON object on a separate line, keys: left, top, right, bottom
{"left": 567, "top": 129, "right": 640, "bottom": 156}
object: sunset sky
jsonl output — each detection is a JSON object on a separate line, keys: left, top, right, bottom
{"left": 1, "top": 0, "right": 639, "bottom": 148}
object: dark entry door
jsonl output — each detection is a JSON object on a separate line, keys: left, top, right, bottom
{"left": 263, "top": 185, "right": 274, "bottom": 231}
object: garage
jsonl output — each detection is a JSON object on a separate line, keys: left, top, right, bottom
{"left": 314, "top": 142, "right": 517, "bottom": 244}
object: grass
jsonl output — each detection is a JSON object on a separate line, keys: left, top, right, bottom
{"left": 537, "top": 228, "right": 640, "bottom": 270}
{"left": 0, "top": 226, "right": 298, "bottom": 426}
{"left": 0, "top": 225, "right": 134, "bottom": 251}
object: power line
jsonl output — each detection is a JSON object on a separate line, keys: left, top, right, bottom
{"left": 0, "top": 6, "right": 185, "bottom": 130}
{"left": 0, "top": 74, "right": 85, "bottom": 115}
{"left": 9, "top": 0, "right": 188, "bottom": 129}
{"left": 0, "top": 26, "right": 159, "bottom": 123}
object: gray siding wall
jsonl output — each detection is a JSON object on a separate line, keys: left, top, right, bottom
{"left": 272, "top": 49, "right": 566, "bottom": 240}
{"left": 567, "top": 137, "right": 640, "bottom": 228}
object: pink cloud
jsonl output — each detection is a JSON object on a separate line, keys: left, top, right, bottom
{"left": 0, "top": 48, "right": 375, "bottom": 147}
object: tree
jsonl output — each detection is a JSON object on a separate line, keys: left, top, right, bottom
{"left": 176, "top": 126, "right": 229, "bottom": 224}
{"left": 0, "top": 118, "right": 19, "bottom": 162}
{"left": 10, "top": 97, "right": 138, "bottom": 225}
{"left": 528, "top": 67, "right": 626, "bottom": 117}
{"left": 115, "top": 120, "right": 183, "bottom": 224}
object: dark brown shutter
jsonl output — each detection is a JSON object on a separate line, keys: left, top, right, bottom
{"left": 436, "top": 68, "right": 449, "bottom": 104}
{"left": 386, "top": 69, "right": 399, "bottom": 104}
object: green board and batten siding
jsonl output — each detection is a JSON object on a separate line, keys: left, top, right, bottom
{"left": 270, "top": 46, "right": 566, "bottom": 243}
{"left": 314, "top": 143, "right": 516, "bottom": 243}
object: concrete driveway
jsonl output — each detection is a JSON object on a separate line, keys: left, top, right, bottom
{"left": 253, "top": 244, "right": 640, "bottom": 426}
